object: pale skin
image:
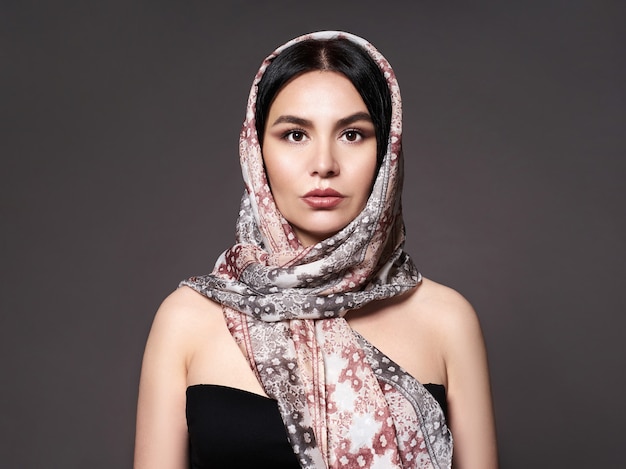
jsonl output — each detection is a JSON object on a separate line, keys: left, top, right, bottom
{"left": 135, "top": 71, "right": 498, "bottom": 468}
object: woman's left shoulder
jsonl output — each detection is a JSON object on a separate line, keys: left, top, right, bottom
{"left": 410, "top": 276, "right": 473, "bottom": 309}
{"left": 407, "top": 277, "right": 486, "bottom": 352}
{"left": 411, "top": 280, "right": 498, "bottom": 467}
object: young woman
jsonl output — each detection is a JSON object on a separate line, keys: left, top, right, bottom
{"left": 134, "top": 31, "right": 498, "bottom": 469}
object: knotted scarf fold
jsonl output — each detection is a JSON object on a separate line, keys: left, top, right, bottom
{"left": 181, "top": 31, "right": 452, "bottom": 468}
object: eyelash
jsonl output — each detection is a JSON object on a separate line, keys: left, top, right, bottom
{"left": 281, "top": 129, "right": 307, "bottom": 143}
{"left": 280, "top": 128, "right": 365, "bottom": 143}
{"left": 341, "top": 129, "right": 364, "bottom": 142}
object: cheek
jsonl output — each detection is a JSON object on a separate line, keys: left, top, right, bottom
{"left": 261, "top": 149, "right": 292, "bottom": 200}
{"left": 357, "top": 152, "right": 379, "bottom": 195}
{"left": 363, "top": 169, "right": 378, "bottom": 199}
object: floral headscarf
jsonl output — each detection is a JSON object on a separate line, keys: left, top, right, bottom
{"left": 181, "top": 31, "right": 452, "bottom": 468}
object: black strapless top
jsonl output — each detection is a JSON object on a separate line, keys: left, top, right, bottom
{"left": 186, "top": 383, "right": 447, "bottom": 468}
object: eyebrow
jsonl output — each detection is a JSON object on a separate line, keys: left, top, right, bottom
{"left": 270, "top": 112, "right": 373, "bottom": 128}
{"left": 337, "top": 112, "right": 373, "bottom": 128}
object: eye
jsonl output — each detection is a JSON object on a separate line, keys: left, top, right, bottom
{"left": 284, "top": 130, "right": 307, "bottom": 143}
{"left": 342, "top": 130, "right": 362, "bottom": 142}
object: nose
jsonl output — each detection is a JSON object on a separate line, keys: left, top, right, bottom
{"left": 310, "top": 140, "right": 339, "bottom": 178}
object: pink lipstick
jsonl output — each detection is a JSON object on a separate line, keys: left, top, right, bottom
{"left": 302, "top": 188, "right": 344, "bottom": 209}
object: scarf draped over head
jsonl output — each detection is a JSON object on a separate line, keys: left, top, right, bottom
{"left": 181, "top": 31, "right": 452, "bottom": 468}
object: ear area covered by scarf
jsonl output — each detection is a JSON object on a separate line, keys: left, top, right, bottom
{"left": 180, "top": 31, "right": 452, "bottom": 468}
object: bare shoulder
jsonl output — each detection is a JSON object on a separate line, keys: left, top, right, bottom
{"left": 145, "top": 286, "right": 224, "bottom": 364}
{"left": 157, "top": 285, "right": 222, "bottom": 317}
{"left": 410, "top": 277, "right": 483, "bottom": 341}
{"left": 412, "top": 280, "right": 498, "bottom": 467}
{"left": 153, "top": 285, "right": 223, "bottom": 327}
{"left": 402, "top": 277, "right": 489, "bottom": 384}
{"left": 411, "top": 277, "right": 476, "bottom": 318}
{"left": 135, "top": 287, "right": 224, "bottom": 468}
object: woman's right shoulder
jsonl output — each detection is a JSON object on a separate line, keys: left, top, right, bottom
{"left": 157, "top": 285, "right": 222, "bottom": 319}
{"left": 135, "top": 285, "right": 225, "bottom": 468}
{"left": 145, "top": 286, "right": 224, "bottom": 356}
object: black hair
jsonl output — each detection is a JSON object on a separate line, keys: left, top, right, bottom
{"left": 255, "top": 38, "right": 392, "bottom": 166}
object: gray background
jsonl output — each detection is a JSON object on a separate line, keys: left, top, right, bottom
{"left": 2, "top": 1, "right": 625, "bottom": 467}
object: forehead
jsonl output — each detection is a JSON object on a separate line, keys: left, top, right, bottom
{"left": 268, "top": 71, "right": 367, "bottom": 116}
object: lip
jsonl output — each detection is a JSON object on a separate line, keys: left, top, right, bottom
{"left": 302, "top": 188, "right": 345, "bottom": 209}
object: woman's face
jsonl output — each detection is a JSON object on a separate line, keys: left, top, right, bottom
{"left": 262, "top": 71, "right": 378, "bottom": 247}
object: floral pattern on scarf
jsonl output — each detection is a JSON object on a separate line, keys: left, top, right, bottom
{"left": 181, "top": 30, "right": 452, "bottom": 468}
